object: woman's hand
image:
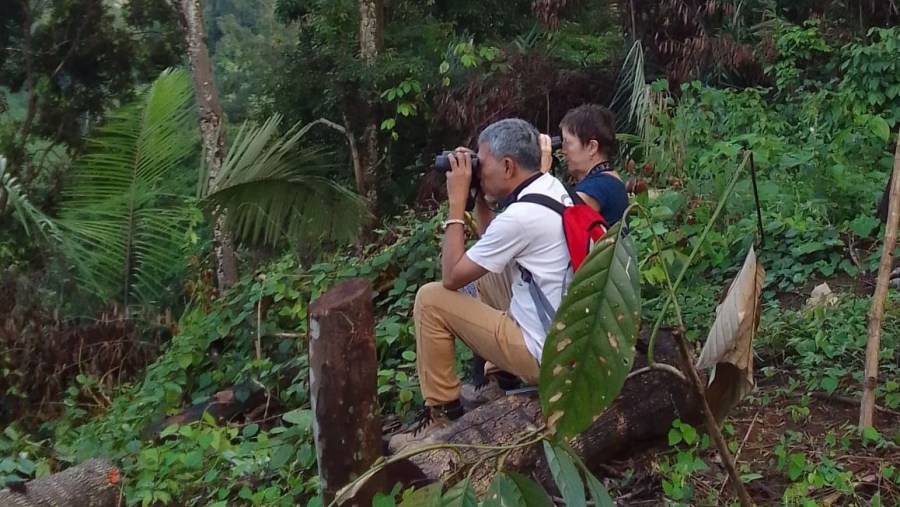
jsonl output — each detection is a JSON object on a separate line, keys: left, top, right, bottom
{"left": 539, "top": 134, "right": 553, "bottom": 173}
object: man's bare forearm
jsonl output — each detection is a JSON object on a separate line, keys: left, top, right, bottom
{"left": 441, "top": 200, "right": 467, "bottom": 281}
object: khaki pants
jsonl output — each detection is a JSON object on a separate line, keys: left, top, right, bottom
{"left": 414, "top": 268, "right": 539, "bottom": 406}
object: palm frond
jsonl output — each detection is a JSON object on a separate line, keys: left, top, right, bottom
{"left": 0, "top": 155, "right": 59, "bottom": 241}
{"left": 56, "top": 68, "right": 197, "bottom": 307}
{"left": 609, "top": 39, "right": 649, "bottom": 138}
{"left": 202, "top": 114, "right": 369, "bottom": 248}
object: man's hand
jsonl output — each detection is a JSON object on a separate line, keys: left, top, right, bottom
{"left": 539, "top": 134, "right": 553, "bottom": 173}
{"left": 446, "top": 147, "right": 473, "bottom": 208}
{"left": 441, "top": 146, "right": 488, "bottom": 290}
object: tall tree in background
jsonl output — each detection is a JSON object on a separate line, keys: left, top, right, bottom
{"left": 207, "top": 0, "right": 295, "bottom": 123}
{"left": 353, "top": 0, "right": 383, "bottom": 218}
{"left": 178, "top": 0, "right": 239, "bottom": 291}
{"left": 273, "top": 0, "right": 394, "bottom": 219}
{"left": 0, "top": 0, "right": 183, "bottom": 245}
{"left": 0, "top": 0, "right": 181, "bottom": 159}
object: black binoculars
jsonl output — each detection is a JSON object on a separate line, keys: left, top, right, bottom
{"left": 432, "top": 136, "right": 562, "bottom": 173}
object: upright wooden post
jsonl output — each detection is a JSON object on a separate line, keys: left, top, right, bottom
{"left": 309, "top": 278, "right": 384, "bottom": 505}
{"left": 861, "top": 130, "right": 900, "bottom": 428}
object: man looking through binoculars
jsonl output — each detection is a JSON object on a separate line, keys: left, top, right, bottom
{"left": 388, "top": 118, "right": 574, "bottom": 453}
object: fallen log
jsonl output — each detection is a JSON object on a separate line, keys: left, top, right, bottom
{"left": 144, "top": 380, "right": 274, "bottom": 437}
{"left": 400, "top": 327, "right": 704, "bottom": 495}
{"left": 0, "top": 458, "right": 122, "bottom": 507}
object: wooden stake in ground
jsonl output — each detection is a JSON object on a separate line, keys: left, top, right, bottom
{"left": 861, "top": 129, "right": 900, "bottom": 429}
{"left": 674, "top": 329, "right": 754, "bottom": 507}
{"left": 309, "top": 279, "right": 384, "bottom": 506}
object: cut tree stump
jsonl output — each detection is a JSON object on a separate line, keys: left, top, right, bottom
{"left": 399, "top": 327, "right": 703, "bottom": 495}
{"left": 309, "top": 278, "right": 385, "bottom": 506}
{"left": 0, "top": 458, "right": 122, "bottom": 507}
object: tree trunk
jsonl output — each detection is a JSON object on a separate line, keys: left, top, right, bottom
{"left": 0, "top": 155, "right": 8, "bottom": 216}
{"left": 878, "top": 172, "right": 893, "bottom": 224}
{"left": 0, "top": 459, "right": 122, "bottom": 507}
{"left": 179, "top": 0, "right": 239, "bottom": 291}
{"left": 398, "top": 328, "right": 704, "bottom": 496}
{"left": 309, "top": 278, "right": 385, "bottom": 505}
{"left": 353, "top": 0, "right": 383, "bottom": 219}
{"left": 341, "top": 112, "right": 367, "bottom": 207}
{"left": 19, "top": 1, "right": 36, "bottom": 146}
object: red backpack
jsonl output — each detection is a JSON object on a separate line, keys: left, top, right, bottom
{"left": 517, "top": 188, "right": 608, "bottom": 271}
{"left": 512, "top": 187, "right": 608, "bottom": 333}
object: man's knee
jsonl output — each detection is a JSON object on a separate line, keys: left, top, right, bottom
{"left": 414, "top": 281, "right": 451, "bottom": 315}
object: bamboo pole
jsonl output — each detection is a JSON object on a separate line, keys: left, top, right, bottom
{"left": 860, "top": 129, "right": 900, "bottom": 429}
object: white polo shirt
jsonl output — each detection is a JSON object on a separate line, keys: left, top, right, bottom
{"left": 467, "top": 173, "right": 574, "bottom": 361}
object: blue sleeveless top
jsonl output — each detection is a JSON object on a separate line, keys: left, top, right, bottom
{"left": 573, "top": 163, "right": 628, "bottom": 226}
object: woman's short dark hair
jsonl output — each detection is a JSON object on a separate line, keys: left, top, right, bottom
{"left": 559, "top": 104, "right": 618, "bottom": 160}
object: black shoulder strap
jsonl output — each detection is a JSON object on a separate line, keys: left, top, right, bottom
{"left": 564, "top": 184, "right": 585, "bottom": 205}
{"left": 518, "top": 194, "right": 566, "bottom": 216}
{"left": 499, "top": 172, "right": 546, "bottom": 209}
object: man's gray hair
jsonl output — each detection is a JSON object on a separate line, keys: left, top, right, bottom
{"left": 478, "top": 118, "right": 541, "bottom": 171}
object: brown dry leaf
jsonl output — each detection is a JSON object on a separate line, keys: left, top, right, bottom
{"left": 697, "top": 246, "right": 765, "bottom": 423}
{"left": 821, "top": 491, "right": 843, "bottom": 506}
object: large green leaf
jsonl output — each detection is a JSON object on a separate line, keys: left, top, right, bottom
{"left": 399, "top": 483, "right": 442, "bottom": 506}
{"left": 505, "top": 472, "right": 553, "bottom": 507}
{"left": 441, "top": 480, "right": 477, "bottom": 507}
{"left": 483, "top": 473, "right": 555, "bottom": 507}
{"left": 56, "top": 68, "right": 197, "bottom": 307}
{"left": 202, "top": 114, "right": 369, "bottom": 248}
{"left": 564, "top": 443, "right": 616, "bottom": 507}
{"left": 584, "top": 469, "right": 615, "bottom": 507}
{"left": 542, "top": 441, "right": 586, "bottom": 507}
{"left": 539, "top": 221, "right": 641, "bottom": 439}
{"left": 482, "top": 476, "right": 517, "bottom": 507}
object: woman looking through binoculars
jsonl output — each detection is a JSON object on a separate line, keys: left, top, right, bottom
{"left": 540, "top": 104, "right": 628, "bottom": 227}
